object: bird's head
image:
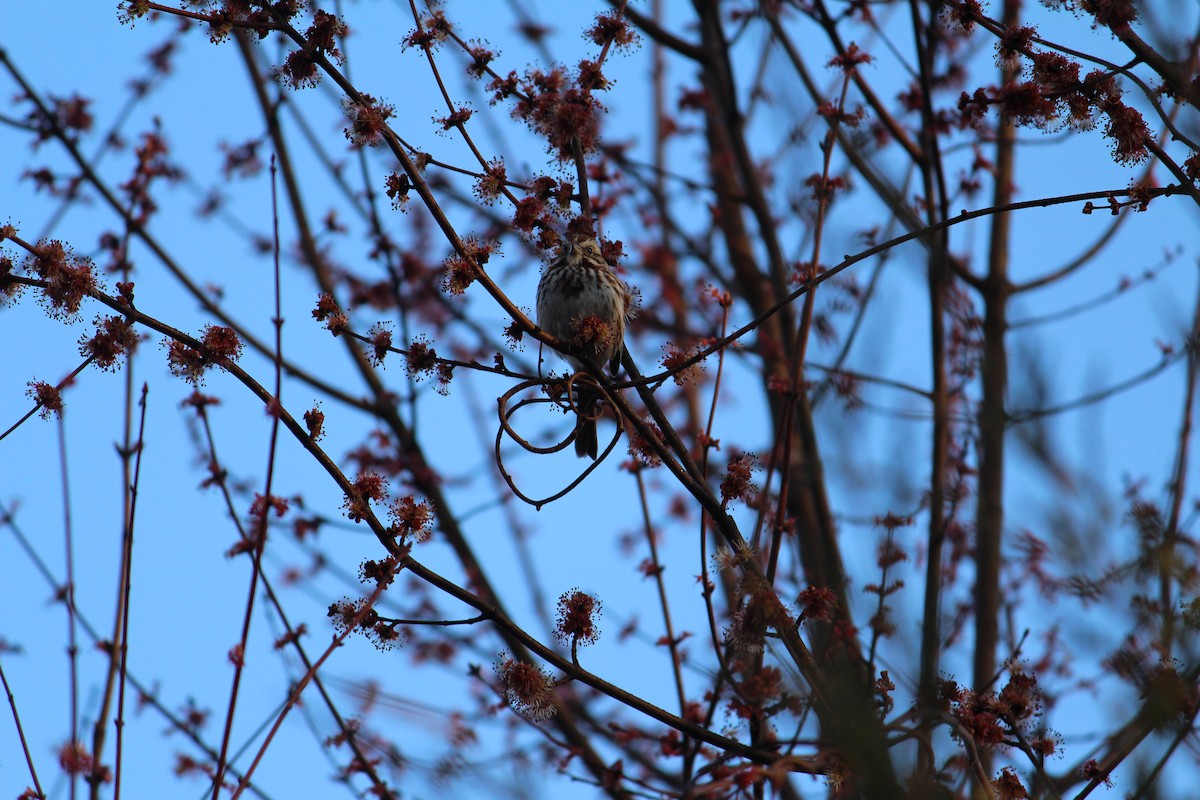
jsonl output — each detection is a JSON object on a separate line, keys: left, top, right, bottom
{"left": 562, "top": 237, "right": 604, "bottom": 264}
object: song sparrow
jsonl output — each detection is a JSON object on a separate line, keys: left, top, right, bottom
{"left": 536, "top": 237, "right": 629, "bottom": 459}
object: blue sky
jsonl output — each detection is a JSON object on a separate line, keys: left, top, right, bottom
{"left": 3, "top": 1, "right": 1200, "bottom": 798}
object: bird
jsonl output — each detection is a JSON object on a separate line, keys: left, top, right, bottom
{"left": 536, "top": 237, "right": 629, "bottom": 459}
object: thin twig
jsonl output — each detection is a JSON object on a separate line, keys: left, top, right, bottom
{"left": 0, "top": 657, "right": 46, "bottom": 800}
{"left": 112, "top": 383, "right": 148, "bottom": 800}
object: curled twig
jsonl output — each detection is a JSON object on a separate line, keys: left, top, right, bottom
{"left": 494, "top": 377, "right": 624, "bottom": 508}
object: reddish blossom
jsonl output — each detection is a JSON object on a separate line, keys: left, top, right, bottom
{"left": 805, "top": 172, "right": 847, "bottom": 204}
{"left": 998, "top": 672, "right": 1039, "bottom": 721}
{"left": 876, "top": 539, "right": 909, "bottom": 569}
{"left": 292, "top": 515, "right": 322, "bottom": 541}
{"left": 79, "top": 315, "right": 137, "bottom": 370}
{"left": 201, "top": 325, "right": 243, "bottom": 363}
{"left": 677, "top": 87, "right": 708, "bottom": 111}
{"left": 117, "top": 0, "right": 151, "bottom": 24}
{"left": 1031, "top": 731, "right": 1063, "bottom": 758}
{"left": 359, "top": 556, "right": 400, "bottom": 587}
{"left": 28, "top": 239, "right": 98, "bottom": 319}
{"left": 1103, "top": 103, "right": 1151, "bottom": 164}
{"left": 304, "top": 402, "right": 328, "bottom": 441}
{"left": 727, "top": 579, "right": 791, "bottom": 653}
{"left": 367, "top": 323, "right": 392, "bottom": 366}
{"left": 343, "top": 95, "right": 395, "bottom": 148}
{"left": 1030, "top": 52, "right": 1081, "bottom": 96}
{"left": 573, "top": 314, "right": 618, "bottom": 355}
{"left": 274, "top": 624, "right": 308, "bottom": 650}
{"left": 993, "top": 767, "right": 1029, "bottom": 800}
{"left": 115, "top": 281, "right": 135, "bottom": 305}
{"left": 389, "top": 496, "right": 435, "bottom": 543}
{"left": 957, "top": 694, "right": 1005, "bottom": 746}
{"left": 436, "top": 105, "right": 474, "bottom": 131}
{"left": 516, "top": 21, "right": 549, "bottom": 42}
{"left": 1081, "top": 0, "right": 1137, "bottom": 29}
{"left": 440, "top": 253, "right": 476, "bottom": 295}
{"left": 503, "top": 319, "right": 526, "bottom": 351}
{"left": 997, "top": 81, "right": 1058, "bottom": 127}
{"left": 720, "top": 453, "right": 757, "bottom": 508}
{"left": 370, "top": 620, "right": 402, "bottom": 650}
{"left": 219, "top": 139, "right": 263, "bottom": 179}
{"left": 474, "top": 159, "right": 507, "bottom": 203}
{"left": 939, "top": 677, "right": 964, "bottom": 707}
{"left": 0, "top": 253, "right": 19, "bottom": 306}
{"left": 496, "top": 655, "right": 558, "bottom": 721}
{"left": 1182, "top": 152, "right": 1199, "bottom": 183}
{"left": 1080, "top": 759, "right": 1113, "bottom": 787}
{"left": 465, "top": 43, "right": 495, "bottom": 79}
{"left": 511, "top": 195, "right": 545, "bottom": 232}
{"left": 305, "top": 9, "right": 347, "bottom": 62}
{"left": 384, "top": 172, "right": 410, "bottom": 209}
{"left": 280, "top": 49, "right": 321, "bottom": 89}
{"left": 58, "top": 740, "right": 106, "bottom": 781}
{"left": 249, "top": 493, "right": 289, "bottom": 521}
{"left": 626, "top": 416, "right": 664, "bottom": 469}
{"left": 402, "top": 11, "right": 451, "bottom": 50}
{"left": 576, "top": 59, "right": 609, "bottom": 92}
{"left": 945, "top": 0, "right": 982, "bottom": 32}
{"left": 586, "top": 13, "right": 637, "bottom": 49}
{"left": 660, "top": 342, "right": 704, "bottom": 386}
{"left": 828, "top": 42, "right": 873, "bottom": 71}
{"left": 165, "top": 340, "right": 210, "bottom": 385}
{"left": 26, "top": 380, "right": 64, "bottom": 419}
{"left": 486, "top": 70, "right": 520, "bottom": 103}
{"left": 405, "top": 335, "right": 439, "bottom": 380}
{"left": 313, "top": 292, "right": 349, "bottom": 335}
{"left": 817, "top": 102, "right": 866, "bottom": 127}
{"left": 344, "top": 471, "right": 388, "bottom": 522}
{"left": 501, "top": 66, "right": 603, "bottom": 160}
{"left": 798, "top": 586, "right": 838, "bottom": 622}
{"left": 328, "top": 597, "right": 379, "bottom": 634}
{"left": 876, "top": 670, "right": 896, "bottom": 715}
{"left": 53, "top": 94, "right": 94, "bottom": 135}
{"left": 555, "top": 590, "right": 602, "bottom": 646}
{"left": 730, "top": 665, "right": 783, "bottom": 718}
{"left": 434, "top": 362, "right": 454, "bottom": 396}
{"left": 958, "top": 87, "right": 990, "bottom": 126}
{"left": 996, "top": 26, "right": 1037, "bottom": 64}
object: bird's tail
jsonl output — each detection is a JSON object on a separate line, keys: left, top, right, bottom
{"left": 574, "top": 384, "right": 600, "bottom": 459}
